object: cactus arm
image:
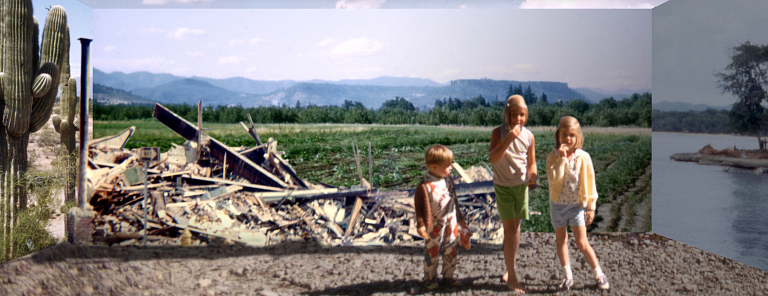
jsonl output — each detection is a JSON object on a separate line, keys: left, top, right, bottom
{"left": 66, "top": 77, "right": 76, "bottom": 122}
{"left": 60, "top": 119, "right": 71, "bottom": 152}
{"left": 31, "top": 73, "right": 51, "bottom": 98}
{"left": 29, "top": 63, "right": 58, "bottom": 133}
{"left": 52, "top": 115, "right": 61, "bottom": 133}
{"left": 29, "top": 6, "right": 67, "bottom": 134}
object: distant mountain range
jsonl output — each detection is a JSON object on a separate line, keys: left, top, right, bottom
{"left": 574, "top": 87, "right": 651, "bottom": 104}
{"left": 652, "top": 100, "right": 730, "bottom": 112}
{"left": 94, "top": 69, "right": 647, "bottom": 109}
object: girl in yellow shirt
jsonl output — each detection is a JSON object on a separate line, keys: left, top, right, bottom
{"left": 546, "top": 116, "right": 609, "bottom": 291}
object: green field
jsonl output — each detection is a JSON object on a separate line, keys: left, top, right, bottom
{"left": 95, "top": 121, "right": 652, "bottom": 232}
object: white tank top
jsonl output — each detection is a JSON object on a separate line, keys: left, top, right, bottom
{"left": 492, "top": 125, "right": 533, "bottom": 187}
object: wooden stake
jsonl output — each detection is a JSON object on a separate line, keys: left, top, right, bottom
{"left": 345, "top": 197, "right": 363, "bottom": 237}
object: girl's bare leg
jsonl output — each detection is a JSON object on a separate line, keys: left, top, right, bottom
{"left": 502, "top": 218, "right": 526, "bottom": 293}
{"left": 571, "top": 225, "right": 599, "bottom": 269}
{"left": 555, "top": 226, "right": 570, "bottom": 267}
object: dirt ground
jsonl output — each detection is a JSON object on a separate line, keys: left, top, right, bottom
{"left": 0, "top": 233, "right": 766, "bottom": 295}
{"left": 27, "top": 113, "right": 93, "bottom": 243}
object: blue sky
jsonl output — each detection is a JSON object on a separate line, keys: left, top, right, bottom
{"left": 33, "top": 0, "right": 666, "bottom": 93}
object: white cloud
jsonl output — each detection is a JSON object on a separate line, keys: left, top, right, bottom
{"left": 219, "top": 56, "right": 242, "bottom": 64}
{"left": 229, "top": 39, "right": 247, "bottom": 46}
{"left": 143, "top": 0, "right": 214, "bottom": 5}
{"left": 167, "top": 27, "right": 205, "bottom": 39}
{"left": 331, "top": 38, "right": 382, "bottom": 57}
{"left": 317, "top": 38, "right": 334, "bottom": 47}
{"left": 104, "top": 45, "right": 118, "bottom": 52}
{"left": 251, "top": 38, "right": 265, "bottom": 44}
{"left": 335, "top": 0, "right": 386, "bottom": 9}
{"left": 186, "top": 51, "right": 203, "bottom": 57}
{"left": 519, "top": 0, "right": 663, "bottom": 9}
{"left": 459, "top": 4, "right": 468, "bottom": 9}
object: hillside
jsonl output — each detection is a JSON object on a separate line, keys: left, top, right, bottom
{"left": 95, "top": 69, "right": 605, "bottom": 109}
{"left": 131, "top": 78, "right": 266, "bottom": 106}
{"left": 93, "top": 84, "right": 154, "bottom": 105}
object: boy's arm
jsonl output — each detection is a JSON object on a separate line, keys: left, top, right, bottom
{"left": 449, "top": 180, "right": 467, "bottom": 227}
{"left": 413, "top": 182, "right": 431, "bottom": 237}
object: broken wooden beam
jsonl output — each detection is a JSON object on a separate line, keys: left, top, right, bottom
{"left": 452, "top": 162, "right": 474, "bottom": 183}
{"left": 153, "top": 103, "right": 288, "bottom": 188}
{"left": 182, "top": 175, "right": 283, "bottom": 192}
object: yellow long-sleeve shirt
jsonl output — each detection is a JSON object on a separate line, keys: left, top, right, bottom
{"left": 546, "top": 149, "right": 599, "bottom": 210}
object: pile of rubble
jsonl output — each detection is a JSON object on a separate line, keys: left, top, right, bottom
{"left": 80, "top": 103, "right": 503, "bottom": 248}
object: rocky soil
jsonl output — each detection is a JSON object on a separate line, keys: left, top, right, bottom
{"left": 1, "top": 232, "right": 766, "bottom": 296}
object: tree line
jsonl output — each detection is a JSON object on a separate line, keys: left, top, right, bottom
{"left": 652, "top": 109, "right": 731, "bottom": 134}
{"left": 94, "top": 92, "right": 651, "bottom": 128}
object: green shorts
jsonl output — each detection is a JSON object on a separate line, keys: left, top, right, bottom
{"left": 494, "top": 183, "right": 529, "bottom": 221}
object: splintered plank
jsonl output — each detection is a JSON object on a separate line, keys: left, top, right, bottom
{"left": 152, "top": 103, "right": 288, "bottom": 188}
{"left": 452, "top": 162, "right": 474, "bottom": 183}
{"left": 183, "top": 175, "right": 283, "bottom": 192}
{"left": 240, "top": 146, "right": 308, "bottom": 189}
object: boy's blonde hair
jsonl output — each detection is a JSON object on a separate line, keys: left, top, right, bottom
{"left": 555, "top": 116, "right": 584, "bottom": 149}
{"left": 503, "top": 94, "right": 528, "bottom": 129}
{"left": 425, "top": 144, "right": 453, "bottom": 165}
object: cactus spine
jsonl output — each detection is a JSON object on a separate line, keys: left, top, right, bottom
{"left": 0, "top": 1, "right": 70, "bottom": 261}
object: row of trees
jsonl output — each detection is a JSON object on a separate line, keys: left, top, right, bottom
{"left": 652, "top": 109, "right": 730, "bottom": 134}
{"left": 95, "top": 92, "right": 651, "bottom": 127}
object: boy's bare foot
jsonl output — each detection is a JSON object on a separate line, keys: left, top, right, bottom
{"left": 506, "top": 281, "right": 526, "bottom": 294}
{"left": 502, "top": 270, "right": 508, "bottom": 282}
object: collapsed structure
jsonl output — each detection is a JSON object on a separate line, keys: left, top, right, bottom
{"left": 77, "top": 103, "right": 504, "bottom": 247}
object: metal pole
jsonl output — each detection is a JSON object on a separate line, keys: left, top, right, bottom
{"left": 77, "top": 38, "right": 92, "bottom": 209}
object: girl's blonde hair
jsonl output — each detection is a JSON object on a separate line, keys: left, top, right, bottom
{"left": 425, "top": 144, "right": 453, "bottom": 165}
{"left": 555, "top": 116, "right": 584, "bottom": 149}
{"left": 503, "top": 94, "right": 528, "bottom": 130}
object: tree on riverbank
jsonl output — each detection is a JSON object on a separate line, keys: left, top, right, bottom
{"left": 715, "top": 41, "right": 768, "bottom": 149}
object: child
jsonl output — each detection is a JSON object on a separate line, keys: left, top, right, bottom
{"left": 490, "top": 95, "right": 537, "bottom": 293}
{"left": 546, "top": 116, "right": 609, "bottom": 291}
{"left": 414, "top": 144, "right": 468, "bottom": 290}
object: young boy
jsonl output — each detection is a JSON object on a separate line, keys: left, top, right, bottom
{"left": 414, "top": 145, "right": 468, "bottom": 290}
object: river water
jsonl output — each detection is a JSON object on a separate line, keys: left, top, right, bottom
{"left": 653, "top": 132, "right": 768, "bottom": 272}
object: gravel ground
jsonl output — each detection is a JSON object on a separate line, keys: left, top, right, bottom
{"left": 1, "top": 232, "right": 767, "bottom": 296}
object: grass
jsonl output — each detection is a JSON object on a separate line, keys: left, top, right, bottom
{"left": 0, "top": 160, "right": 67, "bottom": 263}
{"left": 95, "top": 121, "right": 652, "bottom": 233}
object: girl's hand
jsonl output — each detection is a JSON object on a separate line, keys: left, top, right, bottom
{"left": 527, "top": 173, "right": 538, "bottom": 190}
{"left": 558, "top": 143, "right": 569, "bottom": 157}
{"left": 585, "top": 210, "right": 595, "bottom": 224}
{"left": 508, "top": 124, "right": 521, "bottom": 138}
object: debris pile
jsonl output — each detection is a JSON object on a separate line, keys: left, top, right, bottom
{"left": 83, "top": 103, "right": 502, "bottom": 247}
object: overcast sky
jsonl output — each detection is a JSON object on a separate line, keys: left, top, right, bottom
{"left": 653, "top": 0, "right": 768, "bottom": 106}
{"left": 75, "top": 0, "right": 664, "bottom": 93}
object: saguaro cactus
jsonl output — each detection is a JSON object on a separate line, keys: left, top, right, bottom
{"left": 0, "top": 1, "right": 70, "bottom": 261}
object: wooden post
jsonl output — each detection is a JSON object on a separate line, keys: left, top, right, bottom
{"left": 197, "top": 100, "right": 203, "bottom": 161}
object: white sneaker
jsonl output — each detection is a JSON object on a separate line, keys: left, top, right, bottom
{"left": 596, "top": 274, "right": 610, "bottom": 290}
{"left": 558, "top": 277, "right": 573, "bottom": 290}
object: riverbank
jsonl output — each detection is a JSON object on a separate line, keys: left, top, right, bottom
{"left": 1, "top": 232, "right": 766, "bottom": 295}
